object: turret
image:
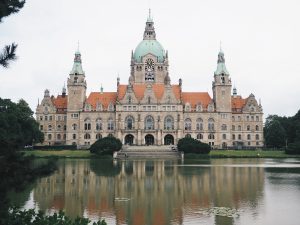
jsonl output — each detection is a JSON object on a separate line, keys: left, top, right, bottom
{"left": 212, "top": 47, "right": 232, "bottom": 112}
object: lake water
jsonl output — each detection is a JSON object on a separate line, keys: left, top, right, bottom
{"left": 11, "top": 158, "right": 300, "bottom": 225}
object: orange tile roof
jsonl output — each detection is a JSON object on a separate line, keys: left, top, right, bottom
{"left": 86, "top": 92, "right": 117, "bottom": 110}
{"left": 52, "top": 95, "right": 68, "bottom": 109}
{"left": 182, "top": 92, "right": 212, "bottom": 109}
{"left": 232, "top": 96, "right": 247, "bottom": 111}
{"left": 117, "top": 84, "right": 181, "bottom": 101}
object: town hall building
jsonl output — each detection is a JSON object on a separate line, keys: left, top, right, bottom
{"left": 36, "top": 12, "right": 264, "bottom": 149}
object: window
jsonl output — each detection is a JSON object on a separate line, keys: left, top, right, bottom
{"left": 247, "top": 134, "right": 251, "bottom": 140}
{"left": 48, "top": 134, "right": 52, "bottom": 140}
{"left": 246, "top": 116, "right": 249, "bottom": 121}
{"left": 128, "top": 96, "right": 132, "bottom": 104}
{"left": 221, "top": 124, "right": 227, "bottom": 131}
{"left": 125, "top": 116, "right": 134, "bottom": 130}
{"left": 232, "top": 116, "right": 235, "bottom": 121}
{"left": 256, "top": 116, "right": 259, "bottom": 122}
{"left": 40, "top": 125, "right": 43, "bottom": 131}
{"left": 164, "top": 116, "right": 174, "bottom": 130}
{"left": 72, "top": 124, "right": 77, "bottom": 130}
{"left": 96, "top": 103, "right": 103, "bottom": 111}
{"left": 96, "top": 118, "right": 102, "bottom": 130}
{"left": 108, "top": 118, "right": 114, "bottom": 130}
{"left": 145, "top": 115, "right": 154, "bottom": 130}
{"left": 196, "top": 118, "right": 203, "bottom": 131}
{"left": 232, "top": 134, "right": 236, "bottom": 140}
{"left": 84, "top": 133, "right": 91, "bottom": 139}
{"left": 208, "top": 118, "right": 215, "bottom": 131}
{"left": 251, "top": 116, "right": 254, "bottom": 121}
{"left": 72, "top": 134, "right": 76, "bottom": 140}
{"left": 238, "top": 134, "right": 242, "bottom": 140}
{"left": 40, "top": 116, "right": 43, "bottom": 121}
{"left": 57, "top": 124, "right": 61, "bottom": 130}
{"left": 49, "top": 116, "right": 52, "bottom": 121}
{"left": 96, "top": 133, "right": 102, "bottom": 140}
{"left": 185, "top": 134, "right": 191, "bottom": 138}
{"left": 247, "top": 125, "right": 250, "bottom": 131}
{"left": 197, "top": 133, "right": 203, "bottom": 139}
{"left": 63, "top": 134, "right": 66, "bottom": 140}
{"left": 208, "top": 133, "right": 215, "bottom": 139}
{"left": 196, "top": 104, "right": 202, "bottom": 112}
{"left": 185, "top": 103, "right": 191, "bottom": 112}
{"left": 232, "top": 125, "right": 235, "bottom": 131}
{"left": 64, "top": 125, "right": 66, "bottom": 131}
{"left": 108, "top": 103, "right": 114, "bottom": 111}
{"left": 147, "top": 96, "right": 151, "bottom": 104}
{"left": 184, "top": 118, "right": 192, "bottom": 130}
{"left": 84, "top": 119, "right": 91, "bottom": 130}
{"left": 222, "top": 134, "right": 226, "bottom": 140}
{"left": 45, "top": 116, "right": 48, "bottom": 121}
{"left": 256, "top": 134, "right": 259, "bottom": 140}
{"left": 71, "top": 113, "right": 79, "bottom": 119}
{"left": 256, "top": 125, "right": 259, "bottom": 131}
{"left": 48, "top": 125, "right": 52, "bottom": 131}
{"left": 238, "top": 125, "right": 241, "bottom": 131}
{"left": 57, "top": 134, "right": 61, "bottom": 140}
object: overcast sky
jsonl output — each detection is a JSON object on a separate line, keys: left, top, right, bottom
{"left": 1, "top": 0, "right": 300, "bottom": 117}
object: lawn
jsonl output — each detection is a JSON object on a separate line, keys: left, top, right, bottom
{"left": 24, "top": 150, "right": 95, "bottom": 158}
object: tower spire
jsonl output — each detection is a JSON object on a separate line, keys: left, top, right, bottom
{"left": 144, "top": 9, "right": 156, "bottom": 40}
{"left": 215, "top": 45, "right": 229, "bottom": 75}
{"left": 70, "top": 44, "right": 84, "bottom": 75}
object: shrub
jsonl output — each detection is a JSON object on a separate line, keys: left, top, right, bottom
{"left": 89, "top": 136, "right": 122, "bottom": 155}
{"left": 177, "top": 137, "right": 211, "bottom": 154}
{"left": 285, "top": 141, "right": 300, "bottom": 155}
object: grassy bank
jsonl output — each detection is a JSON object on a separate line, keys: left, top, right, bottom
{"left": 185, "top": 150, "right": 300, "bottom": 159}
{"left": 23, "top": 149, "right": 300, "bottom": 159}
{"left": 24, "top": 150, "right": 96, "bottom": 158}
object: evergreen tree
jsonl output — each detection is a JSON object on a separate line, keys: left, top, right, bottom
{"left": 0, "top": 0, "right": 25, "bottom": 68}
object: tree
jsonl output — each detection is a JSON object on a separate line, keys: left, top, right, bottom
{"left": 177, "top": 137, "right": 211, "bottom": 154}
{"left": 90, "top": 136, "right": 122, "bottom": 155}
{"left": 264, "top": 115, "right": 286, "bottom": 148}
{"left": 0, "top": 0, "right": 25, "bottom": 68}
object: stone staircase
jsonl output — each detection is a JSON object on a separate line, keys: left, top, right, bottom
{"left": 115, "top": 145, "right": 182, "bottom": 159}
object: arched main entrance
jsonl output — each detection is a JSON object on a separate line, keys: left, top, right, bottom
{"left": 164, "top": 134, "right": 174, "bottom": 145}
{"left": 125, "top": 134, "right": 134, "bottom": 145}
{"left": 145, "top": 134, "right": 154, "bottom": 145}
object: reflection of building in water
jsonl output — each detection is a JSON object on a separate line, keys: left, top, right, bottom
{"left": 34, "top": 159, "right": 264, "bottom": 225}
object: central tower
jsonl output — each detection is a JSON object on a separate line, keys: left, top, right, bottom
{"left": 129, "top": 10, "right": 169, "bottom": 84}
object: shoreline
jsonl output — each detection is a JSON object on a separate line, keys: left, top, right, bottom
{"left": 23, "top": 150, "right": 300, "bottom": 159}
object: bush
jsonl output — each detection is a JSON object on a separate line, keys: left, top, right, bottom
{"left": 285, "top": 142, "right": 300, "bottom": 155}
{"left": 3, "top": 208, "right": 106, "bottom": 225}
{"left": 89, "top": 136, "right": 122, "bottom": 155}
{"left": 177, "top": 137, "right": 211, "bottom": 154}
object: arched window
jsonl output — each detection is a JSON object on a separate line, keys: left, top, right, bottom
{"left": 255, "top": 134, "right": 259, "bottom": 140}
{"left": 247, "top": 125, "right": 251, "bottom": 131}
{"left": 221, "top": 124, "right": 227, "bottom": 131}
{"left": 96, "top": 118, "right": 102, "bottom": 130}
{"left": 197, "top": 133, "right": 203, "bottom": 139}
{"left": 108, "top": 118, "right": 114, "bottom": 130}
{"left": 232, "top": 125, "right": 235, "bottom": 131}
{"left": 208, "top": 133, "right": 215, "bottom": 139}
{"left": 84, "top": 133, "right": 91, "bottom": 139}
{"left": 96, "top": 133, "right": 102, "bottom": 140}
{"left": 48, "top": 134, "right": 52, "bottom": 140}
{"left": 208, "top": 118, "right": 215, "bottom": 131}
{"left": 145, "top": 115, "right": 154, "bottom": 130}
{"left": 222, "top": 134, "right": 226, "bottom": 139}
{"left": 57, "top": 134, "right": 61, "bottom": 140}
{"left": 84, "top": 118, "right": 91, "bottom": 130}
{"left": 196, "top": 118, "right": 203, "bottom": 131}
{"left": 185, "top": 103, "right": 191, "bottom": 112}
{"left": 247, "top": 134, "right": 251, "bottom": 140}
{"left": 72, "top": 124, "right": 77, "bottom": 130}
{"left": 57, "top": 124, "right": 61, "bottom": 130}
{"left": 72, "top": 134, "right": 76, "bottom": 139}
{"left": 184, "top": 118, "right": 192, "bottom": 130}
{"left": 125, "top": 116, "right": 134, "bottom": 130}
{"left": 232, "top": 134, "right": 236, "bottom": 140}
{"left": 48, "top": 125, "right": 52, "bottom": 131}
{"left": 164, "top": 116, "right": 174, "bottom": 130}
{"left": 185, "top": 134, "right": 191, "bottom": 138}
{"left": 238, "top": 134, "right": 242, "bottom": 140}
{"left": 256, "top": 125, "right": 259, "bottom": 131}
{"left": 238, "top": 125, "right": 242, "bottom": 131}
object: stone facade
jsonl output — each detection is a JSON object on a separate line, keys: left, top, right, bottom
{"left": 36, "top": 13, "right": 264, "bottom": 149}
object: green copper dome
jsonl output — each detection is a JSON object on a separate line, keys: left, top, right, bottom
{"left": 133, "top": 40, "right": 165, "bottom": 63}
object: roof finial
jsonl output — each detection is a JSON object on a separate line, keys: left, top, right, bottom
{"left": 149, "top": 8, "right": 151, "bottom": 19}
{"left": 77, "top": 41, "right": 80, "bottom": 52}
{"left": 220, "top": 41, "right": 223, "bottom": 53}
{"left": 100, "top": 84, "right": 103, "bottom": 94}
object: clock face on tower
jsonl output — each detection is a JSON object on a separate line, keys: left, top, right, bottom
{"left": 145, "top": 58, "right": 155, "bottom": 81}
{"left": 145, "top": 58, "right": 154, "bottom": 72}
